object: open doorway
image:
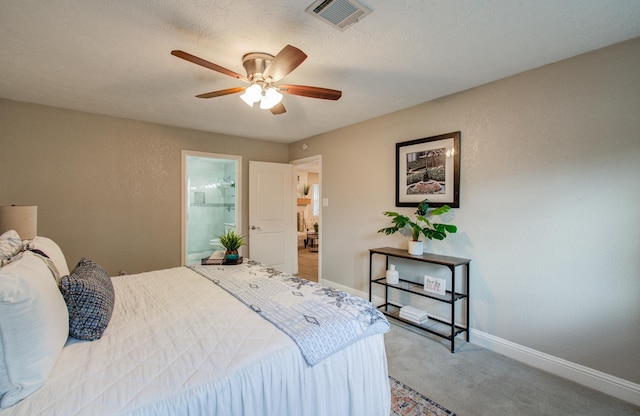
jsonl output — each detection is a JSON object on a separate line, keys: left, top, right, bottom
{"left": 292, "top": 156, "right": 321, "bottom": 282}
{"left": 181, "top": 151, "right": 241, "bottom": 266}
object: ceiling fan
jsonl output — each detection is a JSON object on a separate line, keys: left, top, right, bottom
{"left": 171, "top": 45, "right": 342, "bottom": 115}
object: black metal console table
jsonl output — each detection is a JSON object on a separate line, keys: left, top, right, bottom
{"left": 369, "top": 247, "right": 471, "bottom": 352}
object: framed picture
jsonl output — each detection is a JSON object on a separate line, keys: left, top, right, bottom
{"left": 396, "top": 131, "right": 460, "bottom": 208}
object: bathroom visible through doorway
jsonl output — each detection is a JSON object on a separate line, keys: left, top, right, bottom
{"left": 181, "top": 151, "right": 241, "bottom": 265}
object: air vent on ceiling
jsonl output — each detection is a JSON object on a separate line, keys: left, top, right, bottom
{"left": 306, "top": 0, "right": 372, "bottom": 31}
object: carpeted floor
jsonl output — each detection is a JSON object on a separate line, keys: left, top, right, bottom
{"left": 390, "top": 376, "right": 456, "bottom": 416}
{"left": 385, "top": 323, "right": 640, "bottom": 415}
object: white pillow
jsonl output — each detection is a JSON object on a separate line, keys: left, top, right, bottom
{"left": 0, "top": 230, "right": 23, "bottom": 263}
{"left": 30, "top": 236, "right": 70, "bottom": 276}
{"left": 0, "top": 251, "right": 69, "bottom": 408}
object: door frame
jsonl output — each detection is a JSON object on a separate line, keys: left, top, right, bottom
{"left": 290, "top": 155, "right": 322, "bottom": 282}
{"left": 181, "top": 150, "right": 242, "bottom": 265}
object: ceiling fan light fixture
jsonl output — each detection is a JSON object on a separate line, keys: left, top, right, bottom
{"left": 240, "top": 83, "right": 262, "bottom": 106}
{"left": 259, "top": 87, "right": 283, "bottom": 110}
{"left": 172, "top": 45, "right": 342, "bottom": 116}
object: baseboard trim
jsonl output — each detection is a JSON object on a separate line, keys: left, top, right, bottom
{"left": 470, "top": 329, "right": 640, "bottom": 407}
{"left": 325, "top": 278, "right": 640, "bottom": 406}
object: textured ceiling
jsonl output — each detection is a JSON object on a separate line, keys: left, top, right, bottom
{"left": 1, "top": 1, "right": 639, "bottom": 143}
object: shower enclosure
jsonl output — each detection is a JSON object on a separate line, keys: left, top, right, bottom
{"left": 182, "top": 151, "right": 241, "bottom": 265}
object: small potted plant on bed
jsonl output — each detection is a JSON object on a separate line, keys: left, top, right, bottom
{"left": 377, "top": 199, "right": 457, "bottom": 255}
{"left": 218, "top": 229, "right": 245, "bottom": 264}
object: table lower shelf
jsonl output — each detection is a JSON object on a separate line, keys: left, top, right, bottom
{"left": 378, "top": 303, "right": 467, "bottom": 342}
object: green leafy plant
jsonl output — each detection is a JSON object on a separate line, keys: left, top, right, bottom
{"left": 378, "top": 199, "right": 457, "bottom": 241}
{"left": 218, "top": 229, "right": 245, "bottom": 252}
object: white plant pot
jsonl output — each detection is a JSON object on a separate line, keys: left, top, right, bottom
{"left": 408, "top": 240, "right": 423, "bottom": 255}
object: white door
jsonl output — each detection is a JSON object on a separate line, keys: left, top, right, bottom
{"left": 249, "top": 161, "right": 296, "bottom": 274}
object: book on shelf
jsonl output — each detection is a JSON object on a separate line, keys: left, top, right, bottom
{"left": 399, "top": 305, "right": 429, "bottom": 323}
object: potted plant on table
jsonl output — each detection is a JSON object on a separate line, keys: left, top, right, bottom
{"left": 218, "top": 229, "right": 245, "bottom": 264}
{"left": 377, "top": 199, "right": 457, "bottom": 255}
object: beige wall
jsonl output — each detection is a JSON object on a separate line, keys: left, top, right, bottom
{"left": 0, "top": 100, "right": 289, "bottom": 275}
{"left": 289, "top": 38, "right": 640, "bottom": 384}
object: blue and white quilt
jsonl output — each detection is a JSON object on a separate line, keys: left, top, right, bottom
{"left": 190, "top": 260, "right": 389, "bottom": 366}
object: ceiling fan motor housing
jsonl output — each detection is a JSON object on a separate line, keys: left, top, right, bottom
{"left": 242, "top": 52, "right": 274, "bottom": 81}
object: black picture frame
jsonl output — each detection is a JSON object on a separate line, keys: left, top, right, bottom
{"left": 396, "top": 131, "right": 460, "bottom": 208}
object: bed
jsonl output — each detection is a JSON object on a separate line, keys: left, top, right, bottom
{"left": 0, "top": 233, "right": 390, "bottom": 415}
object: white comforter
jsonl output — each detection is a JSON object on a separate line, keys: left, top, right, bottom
{"left": 2, "top": 267, "right": 390, "bottom": 416}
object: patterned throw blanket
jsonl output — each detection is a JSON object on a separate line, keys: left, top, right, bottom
{"left": 190, "top": 260, "right": 389, "bottom": 366}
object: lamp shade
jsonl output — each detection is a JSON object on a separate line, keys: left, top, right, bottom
{"left": 259, "top": 87, "right": 283, "bottom": 110}
{"left": 0, "top": 205, "right": 38, "bottom": 240}
{"left": 240, "top": 84, "right": 262, "bottom": 107}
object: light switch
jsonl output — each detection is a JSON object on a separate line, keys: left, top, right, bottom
{"left": 322, "top": 198, "right": 329, "bottom": 207}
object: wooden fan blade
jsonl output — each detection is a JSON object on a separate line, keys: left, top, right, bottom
{"left": 262, "top": 45, "right": 307, "bottom": 82}
{"left": 278, "top": 84, "right": 342, "bottom": 100}
{"left": 270, "top": 102, "right": 286, "bottom": 115}
{"left": 171, "top": 50, "right": 248, "bottom": 82}
{"left": 196, "top": 87, "right": 246, "bottom": 99}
